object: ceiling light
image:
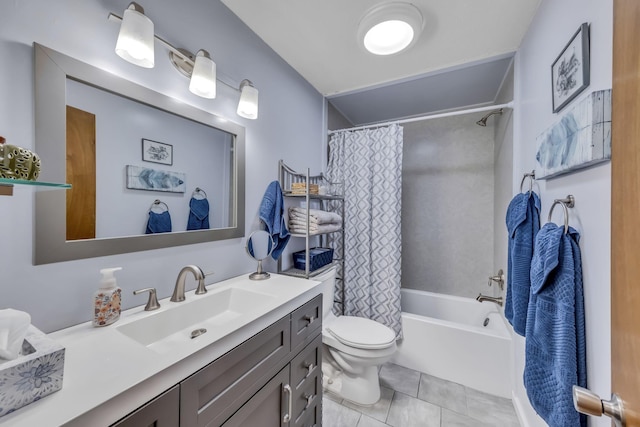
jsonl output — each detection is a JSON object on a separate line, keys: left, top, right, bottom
{"left": 237, "top": 80, "right": 259, "bottom": 120}
{"left": 189, "top": 50, "right": 217, "bottom": 99}
{"left": 358, "top": 3, "right": 424, "bottom": 56}
{"left": 115, "top": 2, "right": 155, "bottom": 68}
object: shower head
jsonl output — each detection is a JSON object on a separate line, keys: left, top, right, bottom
{"left": 476, "top": 108, "right": 504, "bottom": 127}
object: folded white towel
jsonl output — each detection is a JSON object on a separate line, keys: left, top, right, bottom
{"left": 0, "top": 309, "right": 31, "bottom": 361}
{"left": 289, "top": 222, "right": 342, "bottom": 235}
{"left": 289, "top": 207, "right": 342, "bottom": 225}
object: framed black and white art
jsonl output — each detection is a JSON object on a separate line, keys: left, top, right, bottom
{"left": 142, "top": 138, "right": 173, "bottom": 165}
{"left": 551, "top": 22, "right": 590, "bottom": 113}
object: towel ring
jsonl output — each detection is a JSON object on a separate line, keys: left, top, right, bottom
{"left": 519, "top": 170, "right": 535, "bottom": 194}
{"left": 192, "top": 187, "right": 207, "bottom": 199}
{"left": 150, "top": 199, "right": 169, "bottom": 213}
{"left": 547, "top": 195, "right": 575, "bottom": 234}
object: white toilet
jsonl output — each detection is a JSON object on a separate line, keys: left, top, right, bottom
{"left": 316, "top": 268, "right": 397, "bottom": 406}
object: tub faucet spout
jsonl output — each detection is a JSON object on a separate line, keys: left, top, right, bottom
{"left": 476, "top": 293, "right": 503, "bottom": 307}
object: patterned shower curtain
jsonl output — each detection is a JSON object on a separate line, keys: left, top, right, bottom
{"left": 326, "top": 124, "right": 403, "bottom": 338}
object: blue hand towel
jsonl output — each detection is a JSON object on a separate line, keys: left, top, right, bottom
{"left": 146, "top": 211, "right": 172, "bottom": 234}
{"left": 187, "top": 197, "right": 210, "bottom": 230}
{"left": 505, "top": 191, "right": 541, "bottom": 336}
{"left": 524, "top": 223, "right": 586, "bottom": 427}
{"left": 259, "top": 181, "right": 290, "bottom": 260}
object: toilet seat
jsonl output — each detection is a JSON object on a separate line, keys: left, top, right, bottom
{"left": 325, "top": 316, "right": 396, "bottom": 350}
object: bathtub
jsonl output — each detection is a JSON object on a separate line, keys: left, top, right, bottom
{"left": 391, "top": 289, "right": 512, "bottom": 398}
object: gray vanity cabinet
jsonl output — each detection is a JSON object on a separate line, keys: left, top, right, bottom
{"left": 182, "top": 294, "right": 323, "bottom": 427}
{"left": 180, "top": 315, "right": 292, "bottom": 426}
{"left": 108, "top": 295, "right": 323, "bottom": 427}
{"left": 110, "top": 385, "right": 179, "bottom": 427}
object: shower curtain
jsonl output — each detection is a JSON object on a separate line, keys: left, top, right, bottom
{"left": 326, "top": 124, "right": 403, "bottom": 338}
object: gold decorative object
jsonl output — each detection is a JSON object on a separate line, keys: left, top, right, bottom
{"left": 0, "top": 136, "right": 41, "bottom": 181}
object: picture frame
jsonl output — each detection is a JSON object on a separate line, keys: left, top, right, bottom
{"left": 551, "top": 22, "right": 590, "bottom": 113}
{"left": 126, "top": 165, "right": 186, "bottom": 193}
{"left": 142, "top": 138, "right": 173, "bottom": 165}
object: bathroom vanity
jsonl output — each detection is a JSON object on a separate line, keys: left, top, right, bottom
{"left": 0, "top": 274, "right": 323, "bottom": 427}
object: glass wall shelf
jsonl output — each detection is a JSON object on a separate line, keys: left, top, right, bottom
{"left": 0, "top": 178, "right": 71, "bottom": 195}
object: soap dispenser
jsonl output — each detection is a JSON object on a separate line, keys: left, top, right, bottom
{"left": 93, "top": 267, "right": 123, "bottom": 327}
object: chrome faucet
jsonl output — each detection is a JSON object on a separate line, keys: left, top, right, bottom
{"left": 171, "top": 265, "right": 206, "bottom": 302}
{"left": 476, "top": 293, "right": 504, "bottom": 307}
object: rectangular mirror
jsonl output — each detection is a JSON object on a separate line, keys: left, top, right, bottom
{"left": 34, "top": 43, "right": 245, "bottom": 264}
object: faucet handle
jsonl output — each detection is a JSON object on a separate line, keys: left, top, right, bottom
{"left": 488, "top": 269, "right": 505, "bottom": 290}
{"left": 194, "top": 266, "right": 208, "bottom": 295}
{"left": 133, "top": 287, "right": 161, "bottom": 311}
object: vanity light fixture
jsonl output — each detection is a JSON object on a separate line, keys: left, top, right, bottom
{"left": 114, "top": 3, "right": 154, "bottom": 68}
{"left": 237, "top": 80, "right": 259, "bottom": 120}
{"left": 357, "top": 2, "right": 424, "bottom": 56}
{"left": 109, "top": 3, "right": 258, "bottom": 118}
{"left": 188, "top": 50, "right": 217, "bottom": 99}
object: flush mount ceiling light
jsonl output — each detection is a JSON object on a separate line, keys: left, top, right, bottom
{"left": 358, "top": 2, "right": 424, "bottom": 56}
{"left": 109, "top": 2, "right": 258, "bottom": 118}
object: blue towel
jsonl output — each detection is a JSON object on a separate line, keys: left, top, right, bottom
{"left": 187, "top": 197, "right": 210, "bottom": 230}
{"left": 505, "top": 191, "right": 541, "bottom": 336}
{"left": 524, "top": 223, "right": 586, "bottom": 427}
{"left": 145, "top": 211, "right": 172, "bottom": 234}
{"left": 258, "top": 181, "right": 290, "bottom": 260}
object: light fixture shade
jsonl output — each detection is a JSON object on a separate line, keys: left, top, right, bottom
{"left": 237, "top": 80, "right": 259, "bottom": 120}
{"left": 115, "top": 3, "right": 155, "bottom": 68}
{"left": 358, "top": 2, "right": 424, "bottom": 56}
{"left": 189, "top": 50, "right": 217, "bottom": 99}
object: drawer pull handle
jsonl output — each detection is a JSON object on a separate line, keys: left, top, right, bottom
{"left": 283, "top": 384, "right": 292, "bottom": 423}
{"left": 305, "top": 363, "right": 314, "bottom": 377}
{"left": 304, "top": 315, "right": 315, "bottom": 325}
{"left": 304, "top": 393, "right": 315, "bottom": 409}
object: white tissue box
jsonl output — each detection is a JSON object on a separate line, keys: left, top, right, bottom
{"left": 0, "top": 325, "right": 65, "bottom": 417}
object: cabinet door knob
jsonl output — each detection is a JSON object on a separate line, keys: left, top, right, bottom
{"left": 283, "top": 384, "right": 292, "bottom": 423}
{"left": 304, "top": 315, "right": 315, "bottom": 325}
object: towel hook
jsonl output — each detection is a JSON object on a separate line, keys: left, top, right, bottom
{"left": 547, "top": 195, "right": 575, "bottom": 234}
{"left": 519, "top": 170, "right": 536, "bottom": 194}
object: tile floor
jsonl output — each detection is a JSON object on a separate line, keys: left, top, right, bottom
{"left": 322, "top": 363, "right": 521, "bottom": 427}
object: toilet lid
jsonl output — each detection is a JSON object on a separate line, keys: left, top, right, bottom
{"left": 325, "top": 316, "right": 396, "bottom": 350}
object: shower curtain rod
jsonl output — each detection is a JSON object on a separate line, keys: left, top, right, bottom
{"left": 327, "top": 101, "right": 514, "bottom": 135}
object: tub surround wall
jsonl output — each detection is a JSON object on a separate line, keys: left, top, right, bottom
{"left": 0, "top": 0, "right": 325, "bottom": 332}
{"left": 512, "top": 0, "right": 612, "bottom": 426}
{"left": 402, "top": 115, "right": 494, "bottom": 299}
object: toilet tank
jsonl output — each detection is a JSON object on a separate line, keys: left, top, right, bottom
{"left": 312, "top": 267, "right": 336, "bottom": 319}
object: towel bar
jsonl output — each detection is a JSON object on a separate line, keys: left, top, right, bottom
{"left": 547, "top": 195, "right": 575, "bottom": 234}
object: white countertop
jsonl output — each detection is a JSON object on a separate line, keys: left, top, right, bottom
{"left": 0, "top": 273, "right": 321, "bottom": 426}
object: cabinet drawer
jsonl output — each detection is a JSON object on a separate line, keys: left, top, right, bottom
{"left": 291, "top": 294, "right": 322, "bottom": 351}
{"left": 292, "top": 373, "right": 320, "bottom": 427}
{"left": 291, "top": 334, "right": 322, "bottom": 390}
{"left": 180, "top": 315, "right": 291, "bottom": 427}
{"left": 110, "top": 385, "right": 179, "bottom": 427}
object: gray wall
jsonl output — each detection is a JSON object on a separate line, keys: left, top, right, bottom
{"left": 401, "top": 114, "right": 495, "bottom": 298}
{"left": 0, "top": 0, "right": 325, "bottom": 332}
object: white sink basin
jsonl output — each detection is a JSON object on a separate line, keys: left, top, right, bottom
{"left": 117, "top": 287, "right": 275, "bottom": 353}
